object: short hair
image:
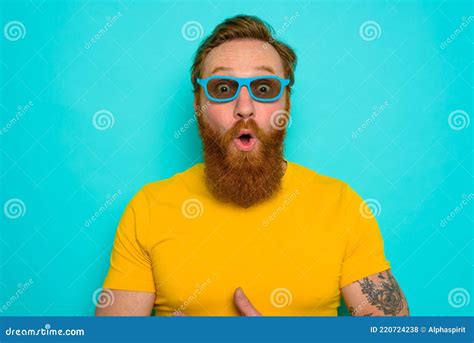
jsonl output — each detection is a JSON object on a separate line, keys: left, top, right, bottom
{"left": 191, "top": 15, "right": 297, "bottom": 94}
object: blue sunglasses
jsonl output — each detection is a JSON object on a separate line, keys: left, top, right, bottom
{"left": 197, "top": 75, "right": 290, "bottom": 103}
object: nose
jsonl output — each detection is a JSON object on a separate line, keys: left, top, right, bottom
{"left": 233, "top": 86, "right": 255, "bottom": 120}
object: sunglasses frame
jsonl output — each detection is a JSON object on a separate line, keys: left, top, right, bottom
{"left": 196, "top": 75, "right": 290, "bottom": 103}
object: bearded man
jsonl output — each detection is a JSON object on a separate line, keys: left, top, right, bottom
{"left": 96, "top": 15, "right": 409, "bottom": 317}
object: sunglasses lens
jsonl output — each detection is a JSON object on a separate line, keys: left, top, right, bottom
{"left": 250, "top": 78, "right": 282, "bottom": 99}
{"left": 207, "top": 78, "right": 239, "bottom": 100}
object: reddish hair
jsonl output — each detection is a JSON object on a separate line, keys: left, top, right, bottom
{"left": 191, "top": 15, "right": 297, "bottom": 94}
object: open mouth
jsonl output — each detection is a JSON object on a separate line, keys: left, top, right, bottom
{"left": 233, "top": 130, "right": 257, "bottom": 151}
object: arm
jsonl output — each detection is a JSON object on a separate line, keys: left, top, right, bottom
{"left": 341, "top": 269, "right": 409, "bottom": 316}
{"left": 95, "top": 289, "right": 155, "bottom": 316}
{"left": 98, "top": 190, "right": 156, "bottom": 316}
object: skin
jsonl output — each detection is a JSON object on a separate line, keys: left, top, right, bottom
{"left": 343, "top": 269, "right": 410, "bottom": 316}
{"left": 196, "top": 38, "right": 291, "bottom": 179}
{"left": 96, "top": 39, "right": 409, "bottom": 317}
{"left": 96, "top": 268, "right": 410, "bottom": 316}
{"left": 195, "top": 39, "right": 288, "bottom": 143}
{"left": 172, "top": 269, "right": 410, "bottom": 317}
{"left": 95, "top": 289, "right": 155, "bottom": 316}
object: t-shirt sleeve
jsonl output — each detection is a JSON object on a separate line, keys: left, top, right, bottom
{"left": 339, "top": 184, "right": 390, "bottom": 288}
{"left": 102, "top": 190, "right": 156, "bottom": 292}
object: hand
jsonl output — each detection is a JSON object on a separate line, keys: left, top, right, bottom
{"left": 233, "top": 287, "right": 262, "bottom": 316}
{"left": 173, "top": 287, "right": 262, "bottom": 316}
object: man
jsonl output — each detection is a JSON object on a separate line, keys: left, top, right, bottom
{"left": 96, "top": 15, "right": 409, "bottom": 316}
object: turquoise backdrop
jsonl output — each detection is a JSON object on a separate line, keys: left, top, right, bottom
{"left": 0, "top": 0, "right": 472, "bottom": 316}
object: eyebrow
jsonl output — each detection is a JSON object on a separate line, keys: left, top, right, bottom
{"left": 209, "top": 65, "right": 276, "bottom": 75}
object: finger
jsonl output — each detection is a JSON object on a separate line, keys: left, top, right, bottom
{"left": 234, "top": 287, "right": 262, "bottom": 316}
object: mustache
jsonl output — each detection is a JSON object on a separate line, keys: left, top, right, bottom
{"left": 220, "top": 119, "right": 266, "bottom": 146}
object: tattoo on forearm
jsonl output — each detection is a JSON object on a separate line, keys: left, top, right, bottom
{"left": 357, "top": 271, "right": 405, "bottom": 315}
{"left": 349, "top": 306, "right": 373, "bottom": 316}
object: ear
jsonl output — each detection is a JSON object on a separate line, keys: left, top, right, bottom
{"left": 286, "top": 90, "right": 291, "bottom": 112}
{"left": 194, "top": 91, "right": 211, "bottom": 121}
{"left": 194, "top": 91, "right": 206, "bottom": 116}
{"left": 193, "top": 92, "right": 199, "bottom": 114}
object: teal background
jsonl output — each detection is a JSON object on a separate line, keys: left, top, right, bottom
{"left": 0, "top": 0, "right": 472, "bottom": 316}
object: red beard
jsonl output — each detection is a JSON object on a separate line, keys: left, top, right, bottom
{"left": 197, "top": 114, "right": 287, "bottom": 208}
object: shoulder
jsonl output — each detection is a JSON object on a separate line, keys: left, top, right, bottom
{"left": 287, "top": 161, "right": 349, "bottom": 196}
{"left": 134, "top": 163, "right": 205, "bottom": 203}
{"left": 286, "top": 161, "right": 368, "bottom": 215}
{"left": 117, "top": 163, "right": 204, "bottom": 246}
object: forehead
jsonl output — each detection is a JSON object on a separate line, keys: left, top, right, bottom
{"left": 202, "top": 39, "right": 285, "bottom": 77}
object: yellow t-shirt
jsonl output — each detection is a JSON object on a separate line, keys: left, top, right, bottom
{"left": 103, "top": 161, "right": 390, "bottom": 316}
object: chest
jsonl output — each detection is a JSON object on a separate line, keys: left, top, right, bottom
{"left": 149, "top": 210, "right": 346, "bottom": 316}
